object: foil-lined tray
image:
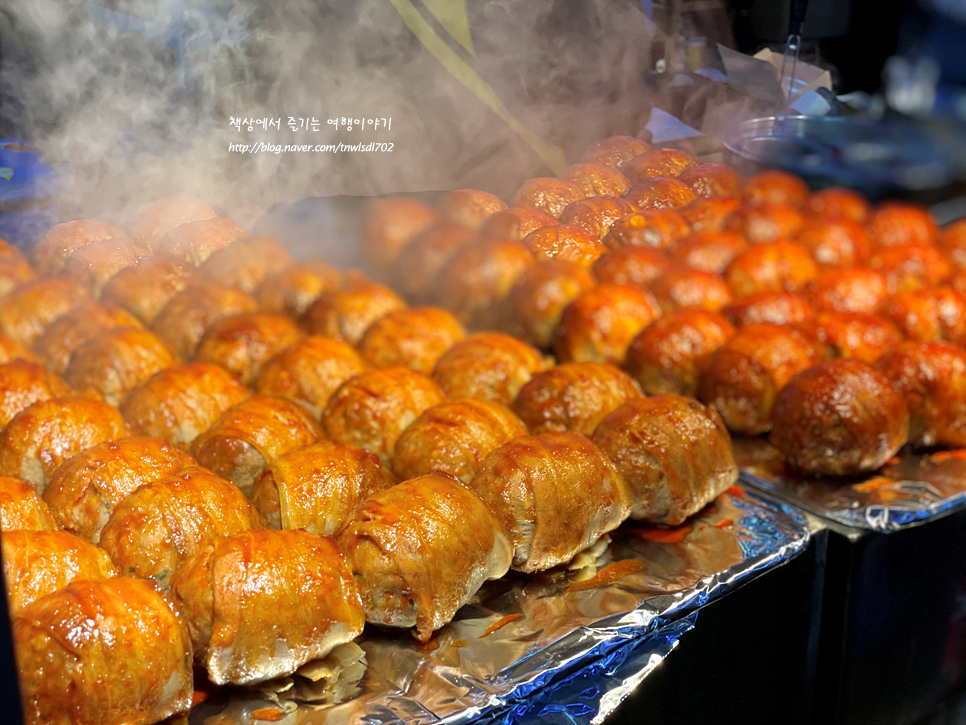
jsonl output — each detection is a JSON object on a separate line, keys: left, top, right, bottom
{"left": 194, "top": 490, "right": 809, "bottom": 725}
{"left": 734, "top": 436, "right": 966, "bottom": 533}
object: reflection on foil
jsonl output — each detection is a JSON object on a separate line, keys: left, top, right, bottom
{"left": 194, "top": 491, "right": 808, "bottom": 724}
{"left": 734, "top": 436, "right": 966, "bottom": 533}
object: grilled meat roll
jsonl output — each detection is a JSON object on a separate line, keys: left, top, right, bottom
{"left": 670, "top": 230, "right": 747, "bottom": 274}
{"left": 804, "top": 267, "right": 889, "bottom": 314}
{"left": 581, "top": 135, "right": 650, "bottom": 170}
{"left": 33, "top": 303, "right": 142, "bottom": 375}
{"left": 722, "top": 291, "right": 815, "bottom": 327}
{"left": 0, "top": 275, "right": 91, "bottom": 347}
{"left": 679, "top": 196, "right": 741, "bottom": 232}
{"left": 795, "top": 217, "right": 872, "bottom": 269}
{"left": 602, "top": 209, "right": 689, "bottom": 250}
{"left": 479, "top": 207, "right": 558, "bottom": 242}
{"left": 557, "top": 195, "right": 637, "bottom": 239}
{"left": 63, "top": 240, "right": 151, "bottom": 297}
{"left": 649, "top": 266, "right": 732, "bottom": 313}
{"left": 396, "top": 223, "right": 476, "bottom": 304}
{"left": 152, "top": 282, "right": 259, "bottom": 358}
{"left": 131, "top": 194, "right": 217, "bottom": 250}
{"left": 881, "top": 287, "right": 966, "bottom": 345}
{"left": 195, "top": 235, "right": 291, "bottom": 294}
{"left": 438, "top": 188, "right": 507, "bottom": 230}
{"left": 195, "top": 311, "right": 303, "bottom": 385}
{"left": 622, "top": 177, "right": 697, "bottom": 210}
{"left": 357, "top": 307, "right": 465, "bottom": 374}
{"left": 591, "top": 246, "right": 671, "bottom": 287}
{"left": 677, "top": 162, "right": 743, "bottom": 198}
{"left": 303, "top": 274, "right": 406, "bottom": 345}
{"left": 0, "top": 256, "right": 36, "bottom": 299}
{"left": 940, "top": 218, "right": 966, "bottom": 269}
{"left": 361, "top": 197, "right": 439, "bottom": 283}
{"left": 509, "top": 260, "right": 596, "bottom": 350}
{"left": 512, "top": 177, "right": 585, "bottom": 218}
{"left": 0, "top": 360, "right": 72, "bottom": 428}
{"left": 521, "top": 224, "right": 606, "bottom": 267}
{"left": 806, "top": 187, "right": 871, "bottom": 223}
{"left": 33, "top": 219, "right": 129, "bottom": 276}
{"left": 101, "top": 255, "right": 195, "bottom": 325}
{"left": 724, "top": 240, "right": 818, "bottom": 297}
{"left": 741, "top": 169, "right": 809, "bottom": 208}
{"left": 0, "top": 477, "right": 58, "bottom": 531}
{"left": 725, "top": 202, "right": 805, "bottom": 243}
{"left": 623, "top": 148, "right": 697, "bottom": 183}
{"left": 257, "top": 261, "right": 343, "bottom": 319}
{"left": 797, "top": 312, "right": 902, "bottom": 363}
{"left": 868, "top": 242, "right": 951, "bottom": 294}
{"left": 0, "top": 335, "right": 34, "bottom": 365}
{"left": 562, "top": 164, "right": 631, "bottom": 199}
{"left": 156, "top": 217, "right": 248, "bottom": 265}
{"left": 867, "top": 202, "right": 939, "bottom": 248}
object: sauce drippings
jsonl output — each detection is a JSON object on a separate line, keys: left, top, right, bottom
{"left": 727, "top": 484, "right": 746, "bottom": 496}
{"left": 714, "top": 518, "right": 734, "bottom": 529}
{"left": 631, "top": 525, "right": 691, "bottom": 544}
{"left": 568, "top": 559, "right": 644, "bottom": 592}
{"left": 479, "top": 613, "right": 523, "bottom": 638}
{"left": 251, "top": 707, "right": 287, "bottom": 722}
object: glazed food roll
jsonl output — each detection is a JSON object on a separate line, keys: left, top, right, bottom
{"left": 562, "top": 163, "right": 631, "bottom": 198}
{"left": 798, "top": 311, "right": 900, "bottom": 363}
{"left": 670, "top": 230, "right": 747, "bottom": 274}
{"left": 881, "top": 287, "right": 966, "bottom": 345}
{"left": 804, "top": 267, "right": 889, "bottom": 314}
{"left": 512, "top": 177, "right": 585, "bottom": 218}
{"left": 393, "top": 399, "right": 527, "bottom": 483}
{"left": 155, "top": 217, "right": 248, "bottom": 265}
{"left": 593, "top": 396, "right": 737, "bottom": 523}
{"left": 339, "top": 471, "right": 511, "bottom": 641}
{"left": 875, "top": 341, "right": 966, "bottom": 447}
{"left": 602, "top": 209, "right": 690, "bottom": 250}
{"left": 438, "top": 240, "right": 534, "bottom": 329}
{"left": 257, "top": 260, "right": 343, "bottom": 319}
{"left": 255, "top": 336, "right": 367, "bottom": 418}
{"left": 99, "top": 466, "right": 263, "bottom": 591}
{"left": 741, "top": 169, "right": 809, "bottom": 208}
{"left": 725, "top": 202, "right": 805, "bottom": 243}
{"left": 698, "top": 323, "right": 820, "bottom": 435}
{"left": 624, "top": 309, "right": 735, "bottom": 397}
{"left": 33, "top": 303, "right": 142, "bottom": 375}
{"left": 0, "top": 397, "right": 129, "bottom": 490}
{"left": 13, "top": 577, "right": 193, "bottom": 725}
{"left": 63, "top": 240, "right": 151, "bottom": 297}
{"left": 0, "top": 237, "right": 27, "bottom": 263}
{"left": 868, "top": 242, "right": 950, "bottom": 294}
{"left": 479, "top": 207, "right": 558, "bottom": 242}
{"left": 0, "top": 476, "right": 58, "bottom": 531}
{"left": 195, "top": 311, "right": 303, "bottom": 385}
{"left": 438, "top": 188, "right": 507, "bottom": 230}
{"left": 940, "top": 218, "right": 966, "bottom": 269}
{"left": 101, "top": 255, "right": 195, "bottom": 325}
{"left": 65, "top": 327, "right": 178, "bottom": 406}
{"left": 679, "top": 196, "right": 741, "bottom": 232}
{"left": 622, "top": 177, "right": 697, "bottom": 210}
{"left": 121, "top": 362, "right": 249, "bottom": 448}
{"left": 42, "top": 437, "right": 194, "bottom": 542}
{"left": 558, "top": 195, "right": 637, "bottom": 239}
{"left": 512, "top": 361, "right": 642, "bottom": 435}
{"left": 0, "top": 334, "right": 35, "bottom": 364}
{"left": 131, "top": 194, "right": 217, "bottom": 249}
{"left": 0, "top": 256, "right": 36, "bottom": 299}
{"left": 303, "top": 273, "right": 406, "bottom": 345}
{"left": 468, "top": 432, "right": 630, "bottom": 573}
{"left": 649, "top": 266, "right": 732, "bottom": 313}
{"left": 432, "top": 332, "right": 549, "bottom": 406}
{"left": 357, "top": 307, "right": 464, "bottom": 375}
{"left": 553, "top": 282, "right": 663, "bottom": 365}
{"left": 361, "top": 197, "right": 439, "bottom": 282}
{"left": 521, "top": 224, "right": 606, "bottom": 267}
{"left": 0, "top": 360, "right": 72, "bottom": 428}
{"left": 623, "top": 148, "right": 698, "bottom": 184}
{"left": 771, "top": 359, "right": 909, "bottom": 475}
{"left": 196, "top": 235, "right": 293, "bottom": 293}
{"left": 322, "top": 367, "right": 444, "bottom": 467}
{"left": 0, "top": 275, "right": 91, "bottom": 347}
{"left": 2, "top": 530, "right": 117, "bottom": 613}
{"left": 581, "top": 135, "right": 650, "bottom": 170}
{"left": 509, "top": 260, "right": 596, "bottom": 349}
{"left": 396, "top": 223, "right": 476, "bottom": 303}
{"left": 169, "top": 529, "right": 365, "bottom": 684}
{"left": 722, "top": 291, "right": 815, "bottom": 327}
{"left": 867, "top": 202, "right": 939, "bottom": 248}
{"left": 806, "top": 187, "right": 871, "bottom": 223}
{"left": 191, "top": 396, "right": 323, "bottom": 497}
{"left": 152, "top": 282, "right": 259, "bottom": 358}
{"left": 724, "top": 240, "right": 818, "bottom": 297}
{"left": 33, "top": 219, "right": 129, "bottom": 276}
{"left": 252, "top": 441, "right": 394, "bottom": 535}
{"left": 795, "top": 217, "right": 872, "bottom": 268}
{"left": 677, "top": 162, "right": 743, "bottom": 198}
{"left": 591, "top": 246, "right": 671, "bottom": 287}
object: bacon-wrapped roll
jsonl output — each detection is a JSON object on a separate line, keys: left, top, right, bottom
{"left": 0, "top": 397, "right": 129, "bottom": 490}
{"left": 170, "top": 529, "right": 364, "bottom": 684}
{"left": 563, "top": 163, "right": 631, "bottom": 198}
{"left": 303, "top": 274, "right": 406, "bottom": 345}
{"left": 678, "top": 162, "right": 743, "bottom": 198}
{"left": 867, "top": 202, "right": 939, "bottom": 248}
{"left": 432, "top": 333, "right": 549, "bottom": 405}
{"left": 99, "top": 466, "right": 263, "bottom": 590}
{"left": 13, "top": 577, "right": 193, "bottom": 725}
{"left": 581, "top": 135, "right": 650, "bottom": 170}
{"left": 722, "top": 291, "right": 815, "bottom": 327}
{"left": 512, "top": 361, "right": 641, "bottom": 435}
{"left": 804, "top": 267, "right": 889, "bottom": 314}
{"left": 940, "top": 218, "right": 966, "bottom": 269}
{"left": 0, "top": 334, "right": 34, "bottom": 364}
{"left": 602, "top": 209, "right": 689, "bottom": 250}
{"left": 649, "top": 266, "right": 732, "bottom": 313}
{"left": 679, "top": 196, "right": 741, "bottom": 232}
{"left": 152, "top": 282, "right": 259, "bottom": 358}
{"left": 698, "top": 323, "right": 819, "bottom": 435}
{"left": 438, "top": 240, "right": 533, "bottom": 329}
{"left": 191, "top": 396, "right": 323, "bottom": 497}
{"left": 741, "top": 169, "right": 809, "bottom": 208}
{"left": 623, "top": 177, "right": 697, "bottom": 210}
{"left": 42, "top": 437, "right": 194, "bottom": 542}
{"left": 65, "top": 328, "right": 178, "bottom": 406}
{"left": 868, "top": 242, "right": 950, "bottom": 294}
{"left": 438, "top": 188, "right": 507, "bottom": 230}
{"left": 724, "top": 240, "right": 818, "bottom": 297}
{"left": 806, "top": 187, "right": 871, "bottom": 223}
{"left": 509, "top": 260, "right": 596, "bottom": 349}
{"left": 0, "top": 276, "right": 91, "bottom": 347}
{"left": 33, "top": 219, "right": 129, "bottom": 276}
{"left": 0, "top": 361, "right": 71, "bottom": 428}
{"left": 558, "top": 195, "right": 637, "bottom": 239}
{"left": 881, "top": 288, "right": 966, "bottom": 345}
{"left": 195, "top": 311, "right": 302, "bottom": 385}
{"left": 257, "top": 261, "right": 343, "bottom": 319}
{"left": 196, "top": 235, "right": 292, "bottom": 293}
{"left": 512, "top": 178, "right": 585, "bottom": 218}
{"left": 361, "top": 197, "right": 439, "bottom": 282}
{"left": 479, "top": 207, "right": 558, "bottom": 242}
{"left": 771, "top": 359, "right": 909, "bottom": 476}
{"left": 624, "top": 149, "right": 697, "bottom": 184}
{"left": 397, "top": 223, "right": 476, "bottom": 303}
{"left": 592, "top": 246, "right": 671, "bottom": 287}
{"left": 63, "top": 240, "right": 151, "bottom": 297}
{"left": 322, "top": 367, "right": 444, "bottom": 467}
{"left": 101, "top": 255, "right": 195, "bottom": 325}
{"left": 339, "top": 471, "right": 511, "bottom": 641}
{"left": 797, "top": 312, "right": 902, "bottom": 363}
{"left": 33, "top": 303, "right": 142, "bottom": 375}
{"left": 553, "top": 283, "right": 663, "bottom": 364}
{"left": 0, "top": 255, "right": 36, "bottom": 298}
{"left": 624, "top": 310, "right": 734, "bottom": 397}
{"left": 252, "top": 441, "right": 394, "bottom": 535}
{"left": 670, "top": 230, "right": 747, "bottom": 274}
{"left": 593, "top": 396, "right": 737, "bottom": 523}
{"left": 726, "top": 202, "right": 805, "bottom": 243}
{"left": 131, "top": 195, "right": 217, "bottom": 250}
{"left": 393, "top": 399, "right": 527, "bottom": 483}
{"left": 156, "top": 217, "right": 248, "bottom": 265}
{"left": 0, "top": 477, "right": 58, "bottom": 531}
{"left": 795, "top": 217, "right": 872, "bottom": 268}
{"left": 521, "top": 224, "right": 606, "bottom": 267}
{"left": 357, "top": 307, "right": 464, "bottom": 374}
{"left": 468, "top": 432, "right": 630, "bottom": 572}
{"left": 2, "top": 530, "right": 117, "bottom": 613}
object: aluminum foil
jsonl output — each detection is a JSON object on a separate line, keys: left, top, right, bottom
{"left": 734, "top": 436, "right": 966, "bottom": 533}
{"left": 195, "top": 490, "right": 808, "bottom": 725}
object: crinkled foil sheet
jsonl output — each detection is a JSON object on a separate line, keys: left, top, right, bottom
{"left": 195, "top": 490, "right": 809, "bottom": 725}
{"left": 734, "top": 436, "right": 966, "bottom": 533}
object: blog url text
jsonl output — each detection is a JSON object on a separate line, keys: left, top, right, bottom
{"left": 228, "top": 141, "right": 393, "bottom": 154}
